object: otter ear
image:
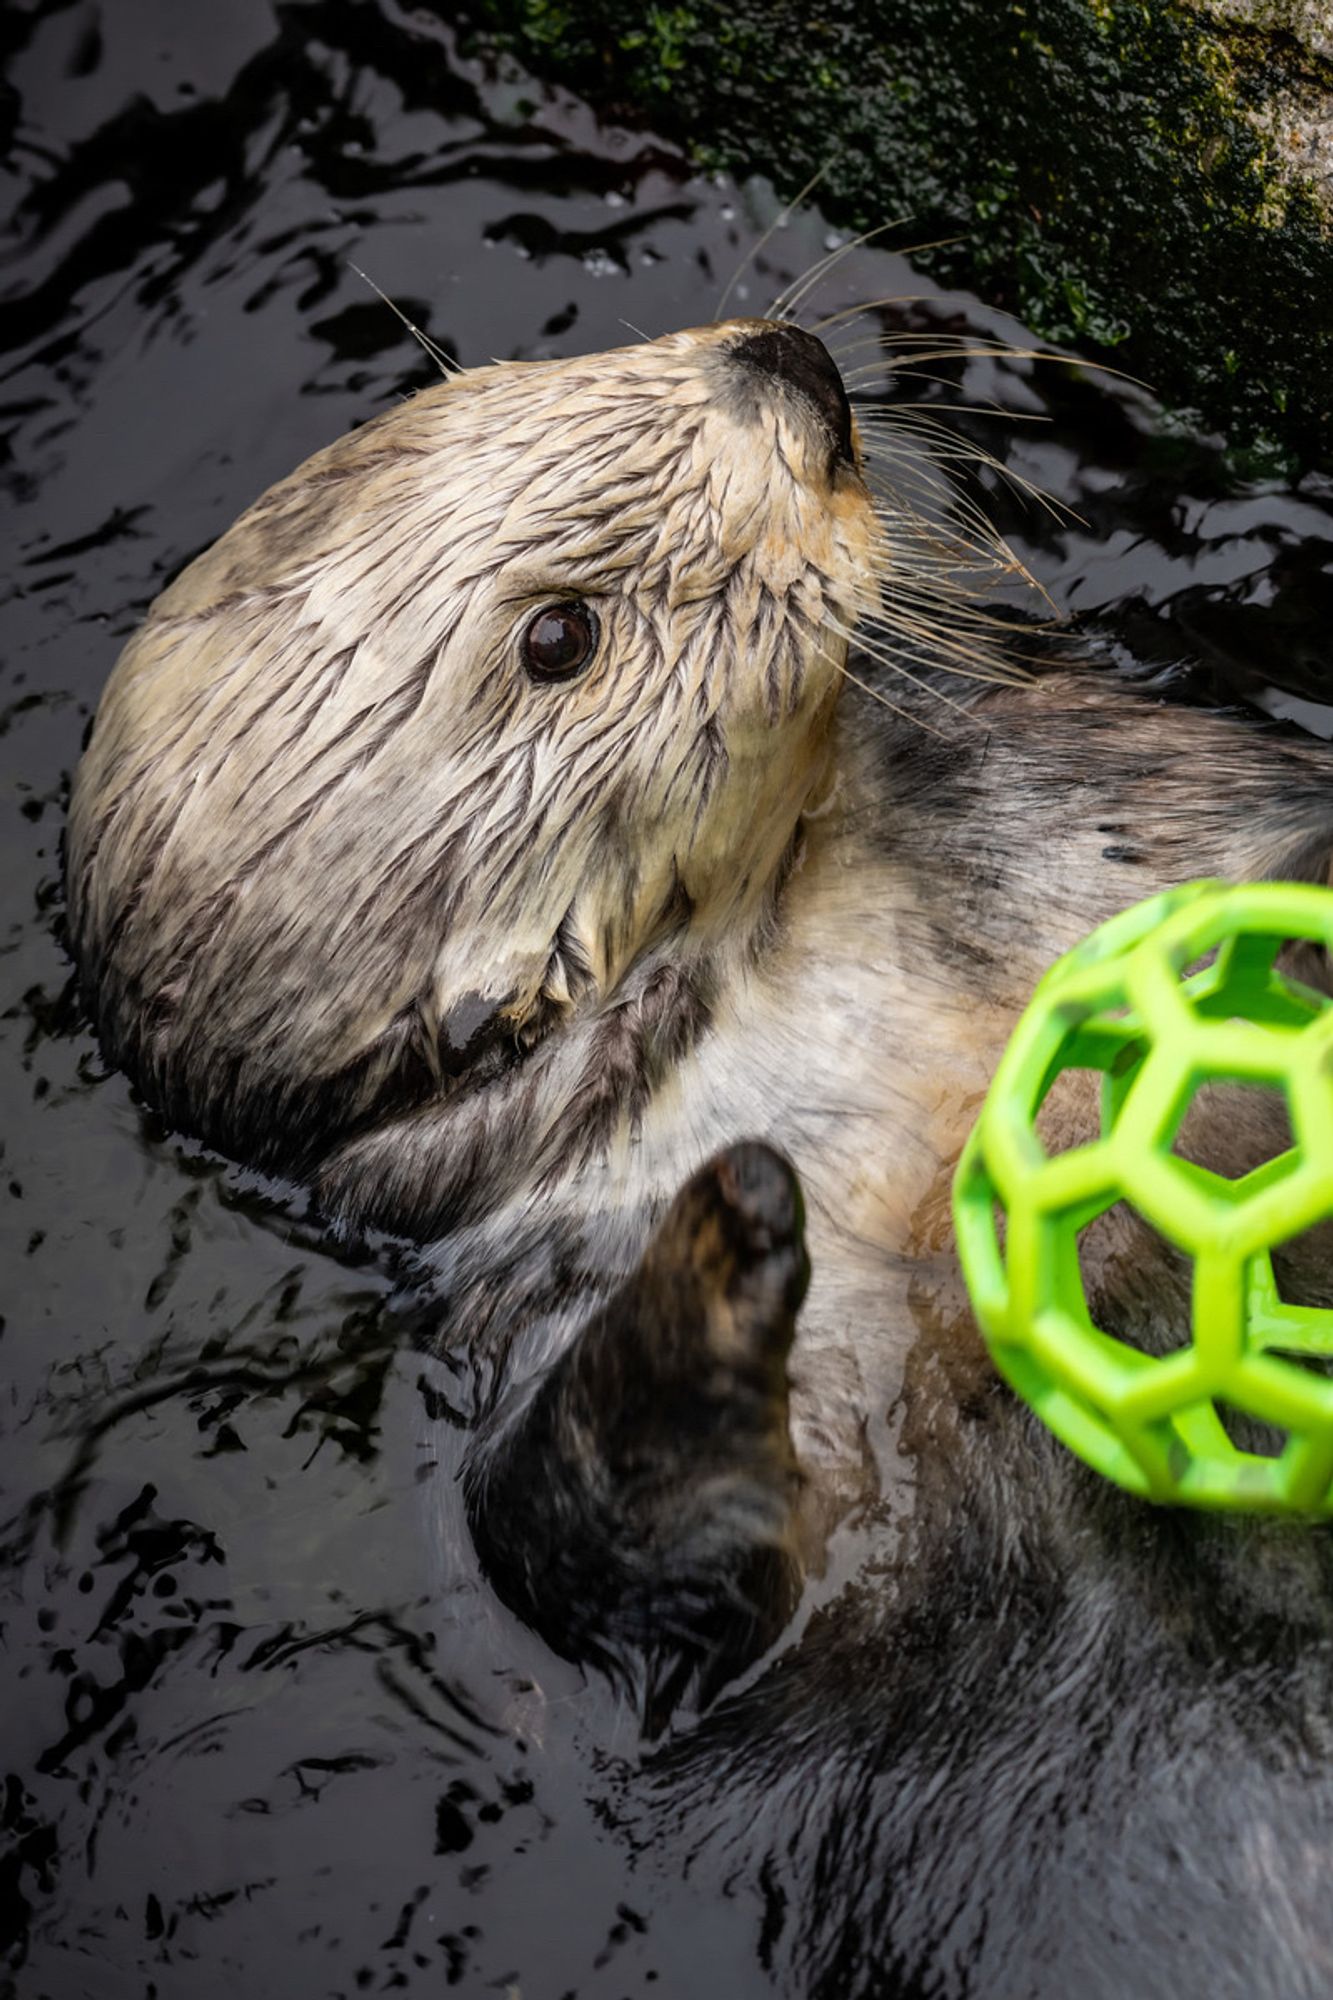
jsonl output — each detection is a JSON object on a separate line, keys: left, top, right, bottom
{"left": 464, "top": 1143, "right": 808, "bottom": 1735}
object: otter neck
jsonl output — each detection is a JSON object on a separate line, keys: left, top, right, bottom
{"left": 314, "top": 769, "right": 823, "bottom": 1244}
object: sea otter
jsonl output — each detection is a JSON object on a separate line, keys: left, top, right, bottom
{"left": 66, "top": 318, "right": 1333, "bottom": 1997}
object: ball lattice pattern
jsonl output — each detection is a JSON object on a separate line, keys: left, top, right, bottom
{"left": 953, "top": 880, "right": 1333, "bottom": 1515}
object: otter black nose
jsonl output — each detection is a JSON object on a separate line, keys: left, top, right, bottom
{"left": 728, "top": 322, "right": 855, "bottom": 467}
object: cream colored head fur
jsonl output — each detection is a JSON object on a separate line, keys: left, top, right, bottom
{"left": 67, "top": 320, "right": 880, "bottom": 1213}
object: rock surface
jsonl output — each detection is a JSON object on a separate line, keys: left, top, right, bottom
{"left": 477, "top": 0, "right": 1333, "bottom": 468}
{"left": 1189, "top": 1, "right": 1333, "bottom": 213}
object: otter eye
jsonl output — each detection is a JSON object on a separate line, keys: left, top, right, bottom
{"left": 522, "top": 602, "right": 598, "bottom": 684}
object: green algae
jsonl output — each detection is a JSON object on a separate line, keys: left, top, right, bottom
{"left": 474, "top": 0, "right": 1333, "bottom": 470}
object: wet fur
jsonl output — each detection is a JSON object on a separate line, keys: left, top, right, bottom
{"left": 66, "top": 321, "right": 1333, "bottom": 1997}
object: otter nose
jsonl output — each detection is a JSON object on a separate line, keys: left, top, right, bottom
{"left": 727, "top": 322, "right": 854, "bottom": 467}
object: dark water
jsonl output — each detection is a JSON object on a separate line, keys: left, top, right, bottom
{"left": 3, "top": 4, "right": 1333, "bottom": 1996}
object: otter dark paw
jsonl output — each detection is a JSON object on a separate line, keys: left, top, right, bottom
{"left": 465, "top": 1142, "right": 808, "bottom": 1731}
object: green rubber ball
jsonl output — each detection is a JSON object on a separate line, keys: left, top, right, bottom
{"left": 953, "top": 880, "right": 1333, "bottom": 1516}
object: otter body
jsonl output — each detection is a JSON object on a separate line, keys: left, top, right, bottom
{"left": 67, "top": 320, "right": 1333, "bottom": 1996}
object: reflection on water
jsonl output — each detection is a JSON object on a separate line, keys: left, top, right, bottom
{"left": 3, "top": 0, "right": 1331, "bottom": 1993}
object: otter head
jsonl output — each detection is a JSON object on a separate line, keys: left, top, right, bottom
{"left": 67, "top": 320, "right": 880, "bottom": 1232}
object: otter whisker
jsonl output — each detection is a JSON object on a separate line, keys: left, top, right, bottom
{"left": 846, "top": 609, "right": 1033, "bottom": 690}
{"left": 767, "top": 217, "right": 914, "bottom": 322}
{"left": 861, "top": 452, "right": 1044, "bottom": 539}
{"left": 870, "top": 399, "right": 1049, "bottom": 424}
{"left": 863, "top": 485, "right": 1048, "bottom": 599}
{"left": 842, "top": 337, "right": 1146, "bottom": 395}
{"left": 873, "top": 540, "right": 1058, "bottom": 626}
{"left": 809, "top": 295, "right": 936, "bottom": 340}
{"left": 857, "top": 366, "right": 1024, "bottom": 401}
{"left": 862, "top": 452, "right": 1025, "bottom": 548}
{"left": 823, "top": 648, "right": 951, "bottom": 737}
{"left": 865, "top": 556, "right": 999, "bottom": 594}
{"left": 858, "top": 418, "right": 1076, "bottom": 535}
{"left": 857, "top": 436, "right": 991, "bottom": 507}
{"left": 861, "top": 440, "right": 1073, "bottom": 540}
{"left": 715, "top": 162, "right": 832, "bottom": 322}
{"left": 805, "top": 293, "right": 1029, "bottom": 339}
{"left": 861, "top": 564, "right": 1049, "bottom": 632}
{"left": 863, "top": 560, "right": 1024, "bottom": 609}
{"left": 860, "top": 431, "right": 986, "bottom": 479}
{"left": 858, "top": 465, "right": 1057, "bottom": 644}
{"left": 865, "top": 552, "right": 1036, "bottom": 618}
{"left": 842, "top": 332, "right": 1054, "bottom": 354}
{"left": 857, "top": 425, "right": 1016, "bottom": 510}
{"left": 776, "top": 233, "right": 970, "bottom": 326}
{"left": 866, "top": 566, "right": 1045, "bottom": 632}
{"left": 841, "top": 346, "right": 1060, "bottom": 380}
{"left": 347, "top": 261, "right": 461, "bottom": 378}
{"left": 867, "top": 546, "right": 1036, "bottom": 610}
{"left": 805, "top": 294, "right": 957, "bottom": 336}
{"left": 860, "top": 579, "right": 1058, "bottom": 644}
{"left": 827, "top": 617, "right": 992, "bottom": 718}
{"left": 858, "top": 603, "right": 1044, "bottom": 682}
{"left": 832, "top": 342, "right": 1056, "bottom": 396}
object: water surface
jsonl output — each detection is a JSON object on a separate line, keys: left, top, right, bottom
{"left": 3, "top": 4, "right": 1332, "bottom": 1995}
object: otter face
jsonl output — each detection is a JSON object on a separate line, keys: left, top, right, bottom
{"left": 67, "top": 320, "right": 880, "bottom": 1199}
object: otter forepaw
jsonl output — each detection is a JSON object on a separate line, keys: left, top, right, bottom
{"left": 465, "top": 1143, "right": 808, "bottom": 1731}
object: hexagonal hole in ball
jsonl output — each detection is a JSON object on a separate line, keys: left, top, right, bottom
{"left": 1076, "top": 1197, "right": 1193, "bottom": 1359}
{"left": 1180, "top": 946, "right": 1220, "bottom": 983}
{"left": 1276, "top": 934, "right": 1333, "bottom": 1001}
{"left": 1271, "top": 1221, "right": 1333, "bottom": 1311}
{"left": 1213, "top": 1399, "right": 1288, "bottom": 1461}
{"left": 1032, "top": 1025, "right": 1149, "bottom": 1158}
{"left": 1167, "top": 1076, "right": 1297, "bottom": 1186}
{"left": 1264, "top": 1223, "right": 1333, "bottom": 1378}
{"left": 1033, "top": 1065, "right": 1104, "bottom": 1158}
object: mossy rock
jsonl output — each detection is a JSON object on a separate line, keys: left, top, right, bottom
{"left": 474, "top": 0, "right": 1333, "bottom": 471}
